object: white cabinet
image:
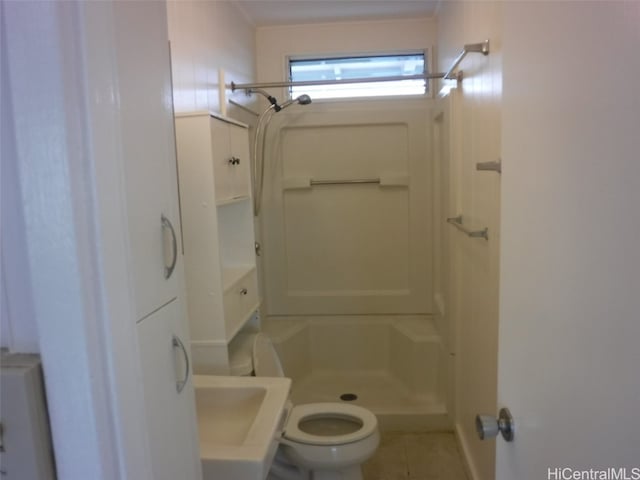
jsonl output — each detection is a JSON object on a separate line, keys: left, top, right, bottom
{"left": 175, "top": 113, "right": 259, "bottom": 374}
{"left": 137, "top": 300, "right": 201, "bottom": 480}
{"left": 112, "top": 2, "right": 201, "bottom": 479}
{"left": 115, "top": 1, "right": 181, "bottom": 321}
{"left": 210, "top": 116, "right": 252, "bottom": 205}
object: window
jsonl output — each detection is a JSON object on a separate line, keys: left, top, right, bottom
{"left": 289, "top": 52, "right": 428, "bottom": 100}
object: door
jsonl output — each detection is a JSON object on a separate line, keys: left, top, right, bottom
{"left": 228, "top": 122, "right": 251, "bottom": 199}
{"left": 496, "top": 3, "right": 640, "bottom": 478}
{"left": 210, "top": 118, "right": 235, "bottom": 203}
{"left": 114, "top": 1, "right": 181, "bottom": 320}
{"left": 137, "top": 299, "right": 201, "bottom": 480}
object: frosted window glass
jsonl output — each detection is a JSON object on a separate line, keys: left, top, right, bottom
{"left": 289, "top": 53, "right": 427, "bottom": 99}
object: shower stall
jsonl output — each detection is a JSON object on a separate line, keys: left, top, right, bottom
{"left": 241, "top": 95, "right": 449, "bottom": 430}
{"left": 219, "top": 37, "right": 489, "bottom": 432}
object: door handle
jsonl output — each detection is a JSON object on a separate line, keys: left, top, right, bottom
{"left": 172, "top": 334, "right": 190, "bottom": 394}
{"left": 161, "top": 214, "right": 178, "bottom": 279}
{"left": 475, "top": 407, "right": 515, "bottom": 442}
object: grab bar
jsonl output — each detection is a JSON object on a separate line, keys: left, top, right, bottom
{"left": 447, "top": 215, "right": 489, "bottom": 240}
{"left": 282, "top": 175, "right": 409, "bottom": 190}
{"left": 444, "top": 39, "right": 490, "bottom": 81}
{"left": 311, "top": 178, "right": 380, "bottom": 186}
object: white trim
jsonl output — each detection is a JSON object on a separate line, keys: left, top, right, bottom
{"left": 81, "top": 2, "right": 155, "bottom": 478}
{"left": 454, "top": 423, "right": 481, "bottom": 480}
{"left": 191, "top": 339, "right": 229, "bottom": 347}
{"left": 0, "top": 4, "right": 39, "bottom": 353}
{"left": 175, "top": 111, "right": 250, "bottom": 129}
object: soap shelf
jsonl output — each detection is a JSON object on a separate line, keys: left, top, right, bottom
{"left": 217, "top": 195, "right": 250, "bottom": 207}
{"left": 476, "top": 159, "right": 501, "bottom": 174}
{"left": 446, "top": 215, "right": 489, "bottom": 240}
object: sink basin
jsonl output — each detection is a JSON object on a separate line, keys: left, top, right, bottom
{"left": 193, "top": 375, "right": 291, "bottom": 480}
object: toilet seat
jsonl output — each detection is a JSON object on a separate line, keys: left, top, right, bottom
{"left": 284, "top": 402, "right": 378, "bottom": 446}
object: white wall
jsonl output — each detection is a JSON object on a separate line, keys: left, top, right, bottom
{"left": 167, "top": 0, "right": 257, "bottom": 117}
{"left": 256, "top": 17, "right": 437, "bottom": 102}
{"left": 497, "top": 2, "right": 640, "bottom": 476}
{"left": 436, "top": 3, "right": 503, "bottom": 480}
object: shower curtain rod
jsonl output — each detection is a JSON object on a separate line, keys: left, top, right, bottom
{"left": 229, "top": 73, "right": 444, "bottom": 91}
{"left": 229, "top": 39, "right": 490, "bottom": 92}
{"left": 444, "top": 39, "right": 490, "bottom": 80}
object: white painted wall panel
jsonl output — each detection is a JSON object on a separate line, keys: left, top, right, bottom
{"left": 167, "top": 0, "right": 257, "bottom": 117}
{"left": 256, "top": 17, "right": 437, "bottom": 104}
{"left": 262, "top": 101, "right": 432, "bottom": 315}
{"left": 436, "top": 2, "right": 503, "bottom": 479}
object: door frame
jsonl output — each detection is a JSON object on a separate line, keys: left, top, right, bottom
{"left": 2, "top": 1, "right": 154, "bottom": 478}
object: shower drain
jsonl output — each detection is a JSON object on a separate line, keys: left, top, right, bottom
{"left": 340, "top": 393, "right": 358, "bottom": 401}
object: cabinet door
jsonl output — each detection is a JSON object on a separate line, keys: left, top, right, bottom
{"left": 137, "top": 299, "right": 201, "bottom": 480}
{"left": 228, "top": 124, "right": 251, "bottom": 199}
{"left": 210, "top": 119, "right": 234, "bottom": 203}
{"left": 114, "top": 1, "right": 180, "bottom": 319}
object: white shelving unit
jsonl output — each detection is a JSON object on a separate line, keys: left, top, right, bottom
{"left": 175, "top": 112, "right": 259, "bottom": 374}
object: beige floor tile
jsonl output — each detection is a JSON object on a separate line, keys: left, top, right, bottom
{"left": 363, "top": 432, "right": 468, "bottom": 480}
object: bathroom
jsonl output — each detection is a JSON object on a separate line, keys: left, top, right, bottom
{"left": 167, "top": 2, "right": 496, "bottom": 477}
{"left": 2, "top": 1, "right": 639, "bottom": 480}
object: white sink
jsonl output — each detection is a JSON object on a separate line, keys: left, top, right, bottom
{"left": 194, "top": 375, "right": 291, "bottom": 480}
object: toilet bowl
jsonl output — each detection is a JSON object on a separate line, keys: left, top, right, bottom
{"left": 236, "top": 333, "right": 380, "bottom": 480}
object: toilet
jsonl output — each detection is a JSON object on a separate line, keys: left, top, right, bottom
{"left": 231, "top": 333, "right": 380, "bottom": 480}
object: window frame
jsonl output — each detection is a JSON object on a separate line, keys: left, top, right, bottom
{"left": 285, "top": 49, "right": 432, "bottom": 101}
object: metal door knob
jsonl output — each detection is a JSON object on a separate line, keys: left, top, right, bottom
{"left": 475, "top": 407, "right": 514, "bottom": 442}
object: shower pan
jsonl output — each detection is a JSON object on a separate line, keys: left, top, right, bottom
{"left": 263, "top": 315, "right": 448, "bottom": 431}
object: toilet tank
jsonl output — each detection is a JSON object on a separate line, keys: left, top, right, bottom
{"left": 228, "top": 333, "right": 256, "bottom": 376}
{"left": 228, "top": 332, "right": 285, "bottom": 378}
{"left": 253, "top": 334, "right": 285, "bottom": 378}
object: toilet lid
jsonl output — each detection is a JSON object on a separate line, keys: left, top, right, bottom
{"left": 284, "top": 403, "right": 378, "bottom": 446}
{"left": 252, "top": 333, "right": 285, "bottom": 377}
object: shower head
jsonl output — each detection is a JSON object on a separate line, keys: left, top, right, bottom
{"left": 296, "top": 94, "right": 312, "bottom": 105}
{"left": 276, "top": 94, "right": 312, "bottom": 111}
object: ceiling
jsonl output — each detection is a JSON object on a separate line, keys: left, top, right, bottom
{"left": 235, "top": 0, "right": 440, "bottom": 26}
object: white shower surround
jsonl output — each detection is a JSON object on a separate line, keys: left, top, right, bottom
{"left": 263, "top": 316, "right": 448, "bottom": 431}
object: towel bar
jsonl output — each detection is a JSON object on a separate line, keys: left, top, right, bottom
{"left": 447, "top": 215, "right": 489, "bottom": 240}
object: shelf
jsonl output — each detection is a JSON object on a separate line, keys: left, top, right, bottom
{"left": 222, "top": 265, "right": 256, "bottom": 294}
{"left": 216, "top": 195, "right": 250, "bottom": 207}
{"left": 226, "top": 299, "right": 261, "bottom": 343}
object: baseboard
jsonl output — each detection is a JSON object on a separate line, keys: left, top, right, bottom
{"left": 454, "top": 423, "right": 482, "bottom": 480}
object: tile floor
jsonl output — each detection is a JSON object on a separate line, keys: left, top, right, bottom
{"left": 362, "top": 432, "right": 469, "bottom": 480}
